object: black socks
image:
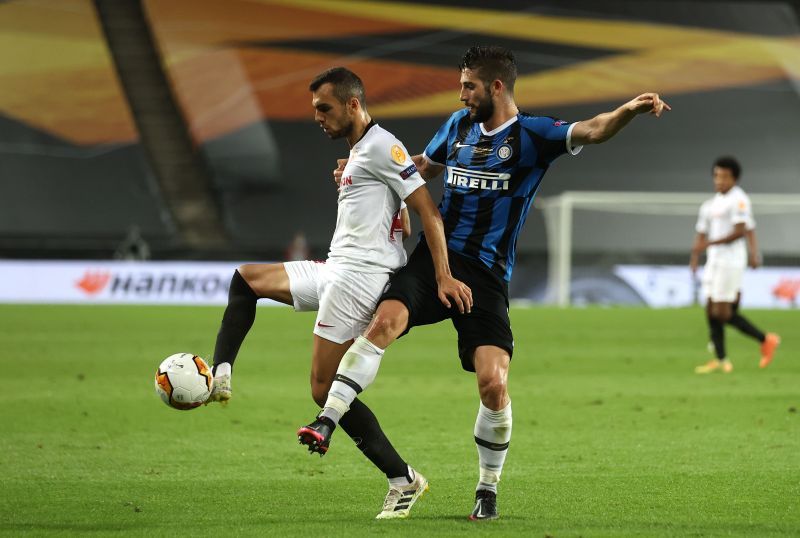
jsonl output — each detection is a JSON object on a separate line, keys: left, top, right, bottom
{"left": 212, "top": 270, "right": 408, "bottom": 481}
{"left": 727, "top": 314, "right": 766, "bottom": 343}
{"left": 709, "top": 317, "right": 726, "bottom": 359}
{"left": 340, "top": 398, "right": 409, "bottom": 480}
{"left": 212, "top": 270, "right": 258, "bottom": 370}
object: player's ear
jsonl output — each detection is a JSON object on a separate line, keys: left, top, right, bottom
{"left": 348, "top": 96, "right": 360, "bottom": 113}
{"left": 491, "top": 79, "right": 503, "bottom": 97}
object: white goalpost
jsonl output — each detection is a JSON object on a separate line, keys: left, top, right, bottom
{"left": 537, "top": 191, "right": 800, "bottom": 307}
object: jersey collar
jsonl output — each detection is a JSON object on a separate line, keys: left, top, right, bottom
{"left": 354, "top": 120, "right": 377, "bottom": 145}
{"left": 479, "top": 115, "right": 518, "bottom": 136}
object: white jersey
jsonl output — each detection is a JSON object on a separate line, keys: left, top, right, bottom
{"left": 327, "top": 123, "right": 426, "bottom": 273}
{"left": 695, "top": 184, "right": 755, "bottom": 267}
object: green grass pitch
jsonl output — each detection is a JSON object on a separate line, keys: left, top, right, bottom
{"left": 1, "top": 304, "right": 798, "bottom": 537}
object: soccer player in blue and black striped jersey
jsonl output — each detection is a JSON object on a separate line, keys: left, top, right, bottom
{"left": 301, "top": 45, "right": 670, "bottom": 520}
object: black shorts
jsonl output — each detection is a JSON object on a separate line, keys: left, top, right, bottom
{"left": 380, "top": 241, "right": 513, "bottom": 372}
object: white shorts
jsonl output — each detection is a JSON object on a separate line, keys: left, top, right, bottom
{"left": 283, "top": 260, "right": 390, "bottom": 344}
{"left": 701, "top": 263, "right": 744, "bottom": 303}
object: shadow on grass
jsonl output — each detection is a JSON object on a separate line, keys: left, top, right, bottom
{"left": 406, "top": 514, "right": 521, "bottom": 522}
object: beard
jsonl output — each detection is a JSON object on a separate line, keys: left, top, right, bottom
{"left": 469, "top": 94, "right": 495, "bottom": 124}
{"left": 325, "top": 119, "right": 354, "bottom": 140}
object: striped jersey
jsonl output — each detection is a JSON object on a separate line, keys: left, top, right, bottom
{"left": 423, "top": 108, "right": 581, "bottom": 281}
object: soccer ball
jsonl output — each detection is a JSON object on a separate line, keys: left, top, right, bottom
{"left": 154, "top": 353, "right": 214, "bottom": 410}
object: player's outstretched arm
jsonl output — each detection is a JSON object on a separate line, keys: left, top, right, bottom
{"left": 404, "top": 186, "right": 473, "bottom": 313}
{"left": 412, "top": 154, "right": 445, "bottom": 181}
{"left": 571, "top": 93, "right": 671, "bottom": 146}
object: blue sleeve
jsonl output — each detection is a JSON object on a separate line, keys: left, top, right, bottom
{"left": 523, "top": 116, "right": 576, "bottom": 163}
{"left": 424, "top": 110, "right": 465, "bottom": 165}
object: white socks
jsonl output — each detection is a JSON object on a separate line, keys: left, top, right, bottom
{"left": 474, "top": 400, "right": 512, "bottom": 494}
{"left": 388, "top": 466, "right": 415, "bottom": 488}
{"left": 320, "top": 336, "right": 384, "bottom": 424}
{"left": 213, "top": 362, "right": 231, "bottom": 377}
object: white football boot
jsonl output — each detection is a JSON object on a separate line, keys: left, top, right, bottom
{"left": 375, "top": 468, "right": 429, "bottom": 519}
{"left": 205, "top": 364, "right": 232, "bottom": 405}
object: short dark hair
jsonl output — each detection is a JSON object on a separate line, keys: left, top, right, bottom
{"left": 309, "top": 67, "right": 366, "bottom": 108}
{"left": 459, "top": 46, "right": 517, "bottom": 92}
{"left": 713, "top": 156, "right": 741, "bottom": 180}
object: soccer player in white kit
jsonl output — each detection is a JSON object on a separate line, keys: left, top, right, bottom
{"left": 690, "top": 156, "right": 780, "bottom": 373}
{"left": 205, "top": 67, "right": 472, "bottom": 518}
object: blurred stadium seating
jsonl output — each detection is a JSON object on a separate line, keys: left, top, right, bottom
{"left": 1, "top": 0, "right": 798, "bottom": 301}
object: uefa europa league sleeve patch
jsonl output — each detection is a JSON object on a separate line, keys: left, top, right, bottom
{"left": 399, "top": 163, "right": 418, "bottom": 180}
{"left": 391, "top": 144, "right": 406, "bottom": 164}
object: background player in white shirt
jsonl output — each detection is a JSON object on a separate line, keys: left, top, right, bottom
{"left": 690, "top": 156, "right": 780, "bottom": 373}
{"left": 205, "top": 67, "right": 472, "bottom": 518}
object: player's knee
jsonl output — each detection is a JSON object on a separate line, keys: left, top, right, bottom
{"left": 477, "top": 376, "right": 508, "bottom": 409}
{"left": 236, "top": 263, "right": 289, "bottom": 301}
{"left": 366, "top": 302, "right": 408, "bottom": 341}
{"left": 237, "top": 264, "right": 259, "bottom": 287}
{"left": 367, "top": 314, "right": 397, "bottom": 339}
{"left": 710, "top": 304, "right": 732, "bottom": 322}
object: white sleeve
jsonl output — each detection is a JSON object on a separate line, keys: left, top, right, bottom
{"left": 369, "top": 137, "right": 426, "bottom": 200}
{"left": 732, "top": 192, "right": 754, "bottom": 228}
{"left": 565, "top": 123, "right": 584, "bottom": 156}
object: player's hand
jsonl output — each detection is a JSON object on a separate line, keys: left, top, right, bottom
{"left": 436, "top": 275, "right": 473, "bottom": 314}
{"left": 748, "top": 252, "right": 762, "bottom": 269}
{"left": 628, "top": 93, "right": 671, "bottom": 117}
{"left": 333, "top": 158, "right": 348, "bottom": 187}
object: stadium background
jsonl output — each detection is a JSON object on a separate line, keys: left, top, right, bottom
{"left": 1, "top": 0, "right": 799, "bottom": 305}
{"left": 2, "top": 2, "right": 799, "bottom": 536}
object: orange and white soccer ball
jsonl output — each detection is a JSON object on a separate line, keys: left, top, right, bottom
{"left": 154, "top": 353, "right": 213, "bottom": 410}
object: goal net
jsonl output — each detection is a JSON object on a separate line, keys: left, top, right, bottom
{"left": 537, "top": 191, "right": 800, "bottom": 306}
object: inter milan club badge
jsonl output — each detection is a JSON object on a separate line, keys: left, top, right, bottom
{"left": 497, "top": 144, "right": 513, "bottom": 161}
